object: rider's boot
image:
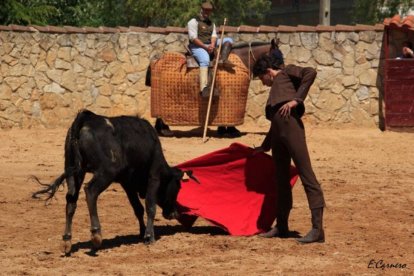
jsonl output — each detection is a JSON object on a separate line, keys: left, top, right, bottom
{"left": 200, "top": 67, "right": 219, "bottom": 98}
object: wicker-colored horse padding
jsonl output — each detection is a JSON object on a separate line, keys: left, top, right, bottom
{"left": 150, "top": 52, "right": 250, "bottom": 126}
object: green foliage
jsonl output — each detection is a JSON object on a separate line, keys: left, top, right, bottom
{"left": 0, "top": 0, "right": 57, "bottom": 25}
{"left": 213, "top": 0, "right": 271, "bottom": 26}
{"left": 0, "top": 0, "right": 272, "bottom": 27}
{"left": 46, "top": 0, "right": 105, "bottom": 27}
{"left": 352, "top": 0, "right": 413, "bottom": 25}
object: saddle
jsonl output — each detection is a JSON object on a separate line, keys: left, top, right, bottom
{"left": 185, "top": 51, "right": 200, "bottom": 68}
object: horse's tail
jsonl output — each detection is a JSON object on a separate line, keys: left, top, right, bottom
{"left": 145, "top": 64, "right": 151, "bottom": 86}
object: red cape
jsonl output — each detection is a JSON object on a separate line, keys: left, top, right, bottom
{"left": 176, "top": 143, "right": 298, "bottom": 236}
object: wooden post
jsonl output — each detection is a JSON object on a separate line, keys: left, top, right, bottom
{"left": 202, "top": 18, "right": 227, "bottom": 143}
{"left": 319, "top": 0, "right": 330, "bottom": 26}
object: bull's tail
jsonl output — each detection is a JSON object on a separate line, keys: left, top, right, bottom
{"left": 32, "top": 110, "right": 93, "bottom": 201}
{"left": 31, "top": 173, "right": 66, "bottom": 200}
{"left": 64, "top": 110, "right": 92, "bottom": 178}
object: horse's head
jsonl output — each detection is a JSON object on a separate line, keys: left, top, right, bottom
{"left": 231, "top": 40, "right": 279, "bottom": 77}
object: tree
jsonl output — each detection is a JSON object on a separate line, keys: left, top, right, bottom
{"left": 0, "top": 0, "right": 57, "bottom": 25}
{"left": 0, "top": 0, "right": 272, "bottom": 27}
{"left": 212, "top": 0, "right": 271, "bottom": 26}
{"left": 98, "top": 0, "right": 271, "bottom": 28}
{"left": 352, "top": 0, "right": 413, "bottom": 25}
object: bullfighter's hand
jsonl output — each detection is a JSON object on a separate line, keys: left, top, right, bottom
{"left": 403, "top": 46, "right": 414, "bottom": 57}
{"left": 251, "top": 146, "right": 267, "bottom": 157}
{"left": 207, "top": 44, "right": 215, "bottom": 53}
{"left": 278, "top": 100, "right": 298, "bottom": 119}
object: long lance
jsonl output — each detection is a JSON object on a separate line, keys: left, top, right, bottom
{"left": 202, "top": 18, "right": 227, "bottom": 143}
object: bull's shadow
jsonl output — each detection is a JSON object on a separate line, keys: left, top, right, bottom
{"left": 67, "top": 224, "right": 226, "bottom": 256}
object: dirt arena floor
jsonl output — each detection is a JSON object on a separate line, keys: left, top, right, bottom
{"left": 0, "top": 123, "right": 413, "bottom": 275}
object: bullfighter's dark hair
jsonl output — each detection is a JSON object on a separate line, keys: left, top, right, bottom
{"left": 253, "top": 39, "right": 285, "bottom": 77}
{"left": 253, "top": 54, "right": 272, "bottom": 77}
{"left": 252, "top": 52, "right": 285, "bottom": 77}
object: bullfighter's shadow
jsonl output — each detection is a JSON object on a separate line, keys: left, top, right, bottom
{"left": 67, "top": 225, "right": 226, "bottom": 257}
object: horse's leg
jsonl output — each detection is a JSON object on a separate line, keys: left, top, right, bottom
{"left": 62, "top": 171, "right": 85, "bottom": 255}
{"left": 121, "top": 183, "right": 146, "bottom": 239}
{"left": 84, "top": 173, "right": 113, "bottom": 250}
{"left": 154, "top": 118, "right": 173, "bottom": 137}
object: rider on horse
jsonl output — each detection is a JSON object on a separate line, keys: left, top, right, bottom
{"left": 187, "top": 1, "right": 234, "bottom": 96}
{"left": 155, "top": 1, "right": 241, "bottom": 138}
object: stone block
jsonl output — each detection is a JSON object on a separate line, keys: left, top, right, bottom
{"left": 301, "top": 32, "right": 319, "bottom": 50}
{"left": 313, "top": 49, "right": 335, "bottom": 65}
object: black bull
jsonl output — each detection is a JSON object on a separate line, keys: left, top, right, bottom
{"left": 33, "top": 110, "right": 198, "bottom": 254}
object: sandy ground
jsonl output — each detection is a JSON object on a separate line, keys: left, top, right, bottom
{"left": 0, "top": 123, "right": 413, "bottom": 275}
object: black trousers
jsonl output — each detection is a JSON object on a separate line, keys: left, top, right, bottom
{"left": 270, "top": 111, "right": 325, "bottom": 217}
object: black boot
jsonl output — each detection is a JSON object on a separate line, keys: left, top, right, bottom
{"left": 217, "top": 126, "right": 227, "bottom": 137}
{"left": 154, "top": 118, "right": 173, "bottom": 137}
{"left": 259, "top": 212, "right": 289, "bottom": 238}
{"left": 226, "top": 126, "right": 241, "bottom": 138}
{"left": 218, "top": 42, "right": 234, "bottom": 68}
{"left": 296, "top": 207, "right": 325, "bottom": 243}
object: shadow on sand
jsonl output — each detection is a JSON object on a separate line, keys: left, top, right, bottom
{"left": 162, "top": 126, "right": 266, "bottom": 139}
{"left": 66, "top": 224, "right": 227, "bottom": 256}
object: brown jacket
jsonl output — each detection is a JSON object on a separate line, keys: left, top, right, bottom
{"left": 266, "top": 64, "right": 317, "bottom": 119}
{"left": 196, "top": 16, "right": 214, "bottom": 44}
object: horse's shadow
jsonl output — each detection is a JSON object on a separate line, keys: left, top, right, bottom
{"left": 166, "top": 127, "right": 234, "bottom": 138}
{"left": 67, "top": 224, "right": 227, "bottom": 257}
{"left": 166, "top": 127, "right": 268, "bottom": 138}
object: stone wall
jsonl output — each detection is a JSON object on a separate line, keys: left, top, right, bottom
{"left": 0, "top": 24, "right": 387, "bottom": 129}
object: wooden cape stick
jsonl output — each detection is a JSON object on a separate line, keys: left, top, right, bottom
{"left": 202, "top": 18, "right": 227, "bottom": 143}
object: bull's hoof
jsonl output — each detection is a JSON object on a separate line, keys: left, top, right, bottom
{"left": 91, "top": 232, "right": 102, "bottom": 249}
{"left": 61, "top": 240, "right": 72, "bottom": 255}
{"left": 144, "top": 235, "right": 155, "bottom": 245}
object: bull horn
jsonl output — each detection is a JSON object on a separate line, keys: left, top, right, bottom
{"left": 182, "top": 170, "right": 200, "bottom": 184}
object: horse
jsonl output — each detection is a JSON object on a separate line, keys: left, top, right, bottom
{"left": 146, "top": 40, "right": 275, "bottom": 137}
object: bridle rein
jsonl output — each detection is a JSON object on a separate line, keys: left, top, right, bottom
{"left": 248, "top": 42, "right": 258, "bottom": 79}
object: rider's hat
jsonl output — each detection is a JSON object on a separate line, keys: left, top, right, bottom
{"left": 201, "top": 1, "right": 214, "bottom": 10}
